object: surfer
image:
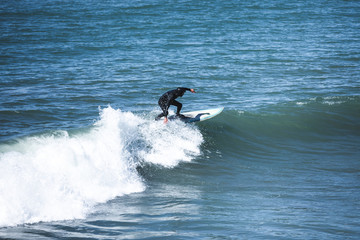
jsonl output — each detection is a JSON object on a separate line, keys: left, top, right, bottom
{"left": 155, "top": 87, "right": 196, "bottom": 123}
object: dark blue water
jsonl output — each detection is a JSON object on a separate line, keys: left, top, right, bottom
{"left": 1, "top": 0, "right": 360, "bottom": 239}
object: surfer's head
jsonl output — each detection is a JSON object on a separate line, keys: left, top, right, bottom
{"left": 177, "top": 88, "right": 185, "bottom": 97}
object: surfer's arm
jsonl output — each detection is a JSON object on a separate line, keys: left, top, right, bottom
{"left": 178, "top": 87, "right": 196, "bottom": 93}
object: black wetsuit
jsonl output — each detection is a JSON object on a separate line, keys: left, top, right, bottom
{"left": 155, "top": 87, "right": 192, "bottom": 120}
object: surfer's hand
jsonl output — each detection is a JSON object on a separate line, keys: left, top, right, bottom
{"left": 190, "top": 89, "right": 196, "bottom": 93}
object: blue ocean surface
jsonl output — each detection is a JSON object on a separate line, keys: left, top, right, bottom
{"left": 1, "top": 0, "right": 360, "bottom": 239}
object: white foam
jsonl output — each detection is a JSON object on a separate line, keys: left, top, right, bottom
{"left": 139, "top": 120, "right": 203, "bottom": 167}
{"left": 0, "top": 106, "right": 203, "bottom": 226}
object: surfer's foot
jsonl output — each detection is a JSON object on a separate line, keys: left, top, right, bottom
{"left": 176, "top": 113, "right": 185, "bottom": 119}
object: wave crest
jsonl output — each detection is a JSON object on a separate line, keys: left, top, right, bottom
{"left": 0, "top": 106, "right": 203, "bottom": 226}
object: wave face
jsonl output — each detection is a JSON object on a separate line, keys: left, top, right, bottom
{"left": 200, "top": 96, "right": 360, "bottom": 167}
{"left": 0, "top": 107, "right": 203, "bottom": 227}
{"left": 222, "top": 96, "right": 360, "bottom": 141}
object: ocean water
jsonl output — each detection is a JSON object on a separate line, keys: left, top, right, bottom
{"left": 1, "top": 0, "right": 360, "bottom": 239}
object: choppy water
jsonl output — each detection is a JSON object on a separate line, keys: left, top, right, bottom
{"left": 1, "top": 0, "right": 360, "bottom": 239}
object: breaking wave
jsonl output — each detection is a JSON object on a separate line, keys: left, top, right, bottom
{"left": 0, "top": 106, "right": 203, "bottom": 227}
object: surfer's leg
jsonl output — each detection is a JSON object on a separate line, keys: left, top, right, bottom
{"left": 156, "top": 99, "right": 169, "bottom": 120}
{"left": 155, "top": 113, "right": 165, "bottom": 121}
{"left": 172, "top": 100, "right": 182, "bottom": 115}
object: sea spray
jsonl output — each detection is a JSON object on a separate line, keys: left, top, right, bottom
{"left": 0, "top": 107, "right": 203, "bottom": 226}
{"left": 139, "top": 119, "right": 204, "bottom": 167}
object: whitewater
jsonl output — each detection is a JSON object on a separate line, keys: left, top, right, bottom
{"left": 0, "top": 107, "right": 203, "bottom": 227}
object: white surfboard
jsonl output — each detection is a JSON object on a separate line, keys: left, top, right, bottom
{"left": 169, "top": 107, "right": 224, "bottom": 123}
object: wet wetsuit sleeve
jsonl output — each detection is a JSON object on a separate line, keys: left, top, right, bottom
{"left": 178, "top": 87, "right": 191, "bottom": 92}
